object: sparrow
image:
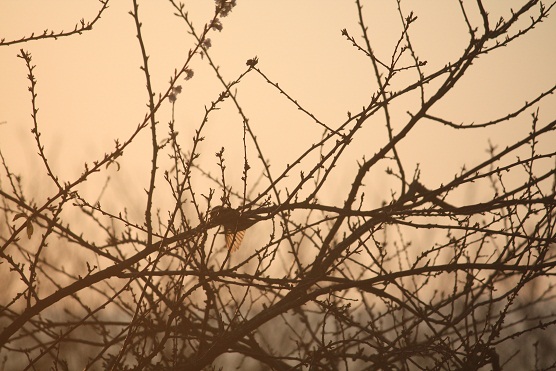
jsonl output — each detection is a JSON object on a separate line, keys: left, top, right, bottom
{"left": 210, "top": 206, "right": 259, "bottom": 252}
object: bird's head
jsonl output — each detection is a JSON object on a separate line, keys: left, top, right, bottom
{"left": 210, "top": 206, "right": 239, "bottom": 226}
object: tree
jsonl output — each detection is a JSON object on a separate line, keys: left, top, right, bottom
{"left": 1, "top": 0, "right": 555, "bottom": 369}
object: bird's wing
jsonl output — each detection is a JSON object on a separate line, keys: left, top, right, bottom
{"left": 225, "top": 229, "right": 246, "bottom": 252}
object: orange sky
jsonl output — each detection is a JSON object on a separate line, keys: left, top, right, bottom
{"left": 1, "top": 1, "right": 555, "bottom": 219}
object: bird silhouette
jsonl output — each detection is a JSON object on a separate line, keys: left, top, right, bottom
{"left": 210, "top": 206, "right": 258, "bottom": 252}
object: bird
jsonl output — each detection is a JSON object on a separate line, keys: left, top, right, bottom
{"left": 210, "top": 206, "right": 259, "bottom": 252}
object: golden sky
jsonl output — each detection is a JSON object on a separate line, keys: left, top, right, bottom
{"left": 1, "top": 1, "right": 555, "bottom": 216}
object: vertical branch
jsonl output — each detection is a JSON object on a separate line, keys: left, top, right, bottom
{"left": 355, "top": 0, "right": 407, "bottom": 194}
{"left": 18, "top": 50, "right": 62, "bottom": 191}
{"left": 131, "top": 0, "right": 158, "bottom": 246}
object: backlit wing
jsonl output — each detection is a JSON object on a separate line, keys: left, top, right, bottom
{"left": 225, "top": 229, "right": 246, "bottom": 252}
